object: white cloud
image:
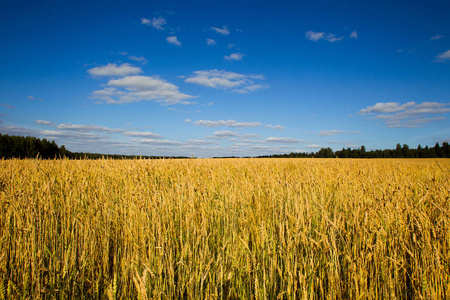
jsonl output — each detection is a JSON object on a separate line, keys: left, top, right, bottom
{"left": 350, "top": 31, "right": 358, "bottom": 39}
{"left": 265, "top": 124, "right": 286, "bottom": 131}
{"left": 359, "top": 101, "right": 450, "bottom": 128}
{"left": 57, "top": 123, "right": 124, "bottom": 133}
{"left": 184, "top": 69, "right": 267, "bottom": 93}
{"left": 265, "top": 137, "right": 305, "bottom": 143}
{"left": 436, "top": 50, "right": 450, "bottom": 62}
{"left": 233, "top": 84, "right": 269, "bottom": 94}
{"left": 306, "top": 31, "right": 343, "bottom": 42}
{"left": 224, "top": 52, "right": 244, "bottom": 61}
{"left": 166, "top": 36, "right": 181, "bottom": 46}
{"left": 325, "top": 33, "right": 344, "bottom": 43}
{"left": 185, "top": 119, "right": 192, "bottom": 123}
{"left": 211, "top": 26, "right": 230, "bottom": 35}
{"left": 206, "top": 38, "right": 216, "bottom": 45}
{"left": 318, "top": 130, "right": 361, "bottom": 136}
{"left": 92, "top": 75, "right": 195, "bottom": 105}
{"left": 122, "top": 131, "right": 163, "bottom": 139}
{"left": 193, "top": 119, "right": 261, "bottom": 128}
{"left": 305, "top": 31, "right": 324, "bottom": 41}
{"left": 41, "top": 130, "right": 102, "bottom": 140}
{"left": 430, "top": 35, "right": 444, "bottom": 40}
{"left": 128, "top": 56, "right": 148, "bottom": 64}
{"left": 88, "top": 63, "right": 142, "bottom": 77}
{"left": 139, "top": 139, "right": 182, "bottom": 145}
{"left": 35, "top": 120, "right": 54, "bottom": 126}
{"left": 188, "top": 139, "right": 216, "bottom": 145}
{"left": 141, "top": 17, "right": 167, "bottom": 30}
{"left": 359, "top": 102, "right": 416, "bottom": 114}
{"left": 206, "top": 131, "right": 239, "bottom": 139}
{"left": 307, "top": 144, "right": 321, "bottom": 148}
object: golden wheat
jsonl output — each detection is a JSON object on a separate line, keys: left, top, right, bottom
{"left": 0, "top": 158, "right": 449, "bottom": 299}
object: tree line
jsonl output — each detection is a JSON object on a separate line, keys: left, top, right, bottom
{"left": 0, "top": 133, "right": 188, "bottom": 159}
{"left": 2, "top": 133, "right": 449, "bottom": 159}
{"left": 260, "top": 143, "right": 450, "bottom": 159}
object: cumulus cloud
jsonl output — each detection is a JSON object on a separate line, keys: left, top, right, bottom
{"left": 166, "top": 36, "right": 181, "bottom": 46}
{"left": 211, "top": 26, "right": 230, "bottom": 35}
{"left": 436, "top": 50, "right": 450, "bottom": 62}
{"left": 358, "top": 101, "right": 450, "bottom": 128}
{"left": 88, "top": 63, "right": 142, "bottom": 77}
{"left": 224, "top": 52, "right": 244, "bottom": 61}
{"left": 193, "top": 119, "right": 261, "bottom": 128}
{"left": 318, "top": 130, "right": 361, "bottom": 136}
{"left": 206, "top": 38, "right": 216, "bottom": 45}
{"left": 141, "top": 17, "right": 167, "bottom": 30}
{"left": 265, "top": 137, "right": 305, "bottom": 143}
{"left": 92, "top": 75, "right": 195, "bottom": 105}
{"left": 350, "top": 31, "right": 358, "bottom": 39}
{"left": 184, "top": 69, "right": 268, "bottom": 93}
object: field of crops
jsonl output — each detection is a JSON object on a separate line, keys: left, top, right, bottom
{"left": 0, "top": 158, "right": 449, "bottom": 299}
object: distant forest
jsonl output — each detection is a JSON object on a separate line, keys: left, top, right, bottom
{"left": 1, "top": 133, "right": 450, "bottom": 159}
{"left": 0, "top": 133, "right": 188, "bottom": 159}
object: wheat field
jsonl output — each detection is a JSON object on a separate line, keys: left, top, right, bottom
{"left": 0, "top": 158, "right": 449, "bottom": 299}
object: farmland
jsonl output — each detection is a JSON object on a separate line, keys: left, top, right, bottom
{"left": 0, "top": 158, "right": 449, "bottom": 299}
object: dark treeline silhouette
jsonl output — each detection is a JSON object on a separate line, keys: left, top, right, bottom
{"left": 0, "top": 133, "right": 188, "bottom": 159}
{"left": 259, "top": 143, "right": 450, "bottom": 159}
{"left": 2, "top": 133, "right": 449, "bottom": 159}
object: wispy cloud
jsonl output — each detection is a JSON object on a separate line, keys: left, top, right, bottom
{"left": 0, "top": 103, "right": 16, "bottom": 109}
{"left": 306, "top": 31, "right": 343, "bottom": 42}
{"left": 139, "top": 139, "right": 182, "bottom": 145}
{"left": 27, "top": 96, "right": 43, "bottom": 101}
{"left": 184, "top": 69, "right": 268, "bottom": 93}
{"left": 206, "top": 38, "right": 216, "bottom": 45}
{"left": 358, "top": 101, "right": 450, "bottom": 128}
{"left": 193, "top": 119, "right": 262, "bottom": 128}
{"left": 88, "top": 63, "right": 142, "bottom": 77}
{"left": 224, "top": 52, "right": 244, "bottom": 61}
{"left": 325, "top": 33, "right": 343, "bottom": 43}
{"left": 211, "top": 26, "right": 230, "bottom": 35}
{"left": 35, "top": 119, "right": 54, "bottom": 126}
{"left": 128, "top": 56, "right": 148, "bottom": 64}
{"left": 265, "top": 137, "right": 305, "bottom": 143}
{"left": 166, "top": 36, "right": 181, "bottom": 46}
{"left": 141, "top": 17, "right": 167, "bottom": 30}
{"left": 318, "top": 130, "right": 361, "bottom": 136}
{"left": 265, "top": 124, "right": 286, "bottom": 131}
{"left": 429, "top": 35, "right": 444, "bottom": 40}
{"left": 206, "top": 131, "right": 239, "bottom": 139}
{"left": 188, "top": 139, "right": 217, "bottom": 145}
{"left": 92, "top": 75, "right": 195, "bottom": 105}
{"left": 350, "top": 31, "right": 358, "bottom": 39}
{"left": 436, "top": 50, "right": 450, "bottom": 62}
{"left": 305, "top": 31, "right": 324, "bottom": 42}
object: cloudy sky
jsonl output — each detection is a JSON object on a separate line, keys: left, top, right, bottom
{"left": 1, "top": 0, "right": 449, "bottom": 157}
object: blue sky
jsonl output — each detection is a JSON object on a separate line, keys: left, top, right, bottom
{"left": 1, "top": 0, "right": 449, "bottom": 157}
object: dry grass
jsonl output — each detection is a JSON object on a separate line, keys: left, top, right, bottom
{"left": 0, "top": 158, "right": 449, "bottom": 299}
